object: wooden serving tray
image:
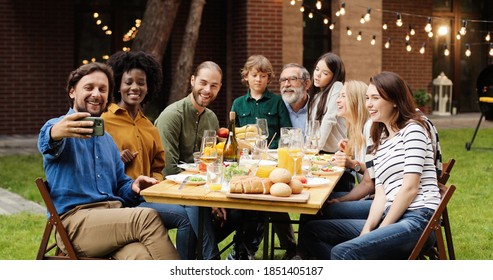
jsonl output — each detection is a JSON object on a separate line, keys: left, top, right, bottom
{"left": 226, "top": 191, "right": 309, "bottom": 203}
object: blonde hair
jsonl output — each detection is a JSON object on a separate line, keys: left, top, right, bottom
{"left": 240, "top": 55, "right": 275, "bottom": 86}
{"left": 342, "top": 80, "right": 369, "bottom": 158}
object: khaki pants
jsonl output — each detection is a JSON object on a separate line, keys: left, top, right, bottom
{"left": 58, "top": 201, "right": 180, "bottom": 260}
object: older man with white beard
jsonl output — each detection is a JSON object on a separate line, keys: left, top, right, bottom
{"left": 280, "top": 63, "right": 311, "bottom": 134}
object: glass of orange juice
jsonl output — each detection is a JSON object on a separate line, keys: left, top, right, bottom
{"left": 206, "top": 163, "right": 224, "bottom": 191}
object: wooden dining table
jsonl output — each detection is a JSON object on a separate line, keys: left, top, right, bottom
{"left": 141, "top": 168, "right": 344, "bottom": 260}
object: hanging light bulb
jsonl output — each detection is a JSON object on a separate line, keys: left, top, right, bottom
{"left": 425, "top": 17, "right": 432, "bottom": 33}
{"left": 324, "top": 18, "right": 329, "bottom": 25}
{"left": 316, "top": 0, "right": 322, "bottom": 10}
{"left": 465, "top": 44, "right": 471, "bottom": 57}
{"left": 364, "top": 8, "right": 371, "bottom": 22}
{"left": 385, "top": 38, "right": 391, "bottom": 49}
{"left": 335, "top": 10, "right": 341, "bottom": 17}
{"left": 438, "top": 26, "right": 449, "bottom": 36}
{"left": 308, "top": 11, "right": 313, "bottom": 18}
{"left": 405, "top": 33, "right": 410, "bottom": 41}
{"left": 486, "top": 32, "right": 491, "bottom": 42}
{"left": 290, "top": 0, "right": 296, "bottom": 5}
{"left": 406, "top": 41, "right": 412, "bottom": 52}
{"left": 456, "top": 32, "right": 461, "bottom": 40}
{"left": 489, "top": 44, "right": 493, "bottom": 56}
{"left": 419, "top": 43, "right": 426, "bottom": 54}
{"left": 93, "top": 12, "right": 99, "bottom": 18}
{"left": 360, "top": 16, "right": 366, "bottom": 24}
{"left": 371, "top": 35, "right": 376, "bottom": 45}
{"left": 329, "top": 22, "right": 335, "bottom": 30}
{"left": 340, "top": 2, "right": 346, "bottom": 16}
{"left": 444, "top": 46, "right": 450, "bottom": 56}
{"left": 346, "top": 27, "right": 352, "bottom": 36}
{"left": 428, "top": 31, "right": 434, "bottom": 38}
{"left": 459, "top": 20, "right": 467, "bottom": 36}
{"left": 396, "top": 13, "right": 403, "bottom": 27}
{"left": 409, "top": 25, "right": 415, "bottom": 36}
{"left": 300, "top": 6, "right": 305, "bottom": 12}
{"left": 357, "top": 31, "right": 362, "bottom": 41}
{"left": 382, "top": 23, "right": 388, "bottom": 30}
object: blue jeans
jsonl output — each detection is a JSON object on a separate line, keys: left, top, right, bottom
{"left": 139, "top": 203, "right": 219, "bottom": 260}
{"left": 300, "top": 207, "right": 434, "bottom": 259}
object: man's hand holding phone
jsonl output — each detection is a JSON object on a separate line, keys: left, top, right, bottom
{"left": 50, "top": 113, "right": 105, "bottom": 141}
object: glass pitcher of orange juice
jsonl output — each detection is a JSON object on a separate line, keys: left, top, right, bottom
{"left": 277, "top": 127, "right": 302, "bottom": 175}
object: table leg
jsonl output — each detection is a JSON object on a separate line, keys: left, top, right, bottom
{"left": 263, "top": 213, "right": 269, "bottom": 260}
{"left": 197, "top": 207, "right": 204, "bottom": 260}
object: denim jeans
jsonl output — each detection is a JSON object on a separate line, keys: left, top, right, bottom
{"left": 300, "top": 207, "right": 435, "bottom": 259}
{"left": 139, "top": 203, "right": 219, "bottom": 260}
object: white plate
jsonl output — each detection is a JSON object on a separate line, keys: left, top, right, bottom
{"left": 310, "top": 166, "right": 344, "bottom": 175}
{"left": 177, "top": 163, "right": 203, "bottom": 173}
{"left": 303, "top": 177, "right": 331, "bottom": 188}
{"left": 166, "top": 174, "right": 207, "bottom": 185}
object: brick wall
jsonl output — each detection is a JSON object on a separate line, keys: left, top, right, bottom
{"left": 382, "top": 0, "right": 433, "bottom": 92}
{"left": 0, "top": 0, "right": 74, "bottom": 134}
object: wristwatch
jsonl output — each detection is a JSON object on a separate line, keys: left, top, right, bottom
{"left": 354, "top": 162, "right": 361, "bottom": 173}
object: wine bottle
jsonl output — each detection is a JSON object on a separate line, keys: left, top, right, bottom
{"left": 223, "top": 111, "right": 239, "bottom": 164}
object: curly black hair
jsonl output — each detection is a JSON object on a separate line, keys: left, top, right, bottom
{"left": 106, "top": 51, "right": 163, "bottom": 106}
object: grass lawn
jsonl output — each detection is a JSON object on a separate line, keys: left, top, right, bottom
{"left": 0, "top": 128, "right": 492, "bottom": 260}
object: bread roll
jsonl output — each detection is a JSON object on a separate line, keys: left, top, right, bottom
{"left": 269, "top": 168, "right": 292, "bottom": 183}
{"left": 262, "top": 178, "right": 273, "bottom": 194}
{"left": 270, "top": 182, "right": 292, "bottom": 197}
{"left": 289, "top": 178, "right": 303, "bottom": 194}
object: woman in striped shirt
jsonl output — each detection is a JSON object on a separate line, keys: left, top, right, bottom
{"left": 301, "top": 71, "right": 441, "bottom": 259}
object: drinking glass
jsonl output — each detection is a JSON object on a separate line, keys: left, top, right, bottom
{"left": 288, "top": 131, "right": 304, "bottom": 176}
{"left": 252, "top": 138, "right": 268, "bottom": 160}
{"left": 303, "top": 134, "right": 319, "bottom": 157}
{"left": 199, "top": 136, "right": 218, "bottom": 166}
{"left": 203, "top": 130, "right": 217, "bottom": 138}
{"left": 245, "top": 124, "right": 259, "bottom": 147}
{"left": 206, "top": 163, "right": 224, "bottom": 191}
{"left": 256, "top": 118, "right": 269, "bottom": 141}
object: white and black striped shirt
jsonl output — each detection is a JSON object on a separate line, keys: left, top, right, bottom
{"left": 373, "top": 122, "right": 441, "bottom": 210}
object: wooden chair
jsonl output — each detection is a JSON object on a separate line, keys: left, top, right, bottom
{"left": 437, "top": 158, "right": 456, "bottom": 259}
{"left": 409, "top": 183, "right": 456, "bottom": 260}
{"left": 35, "top": 178, "right": 103, "bottom": 260}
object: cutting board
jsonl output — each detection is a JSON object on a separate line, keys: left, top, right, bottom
{"left": 226, "top": 191, "right": 309, "bottom": 203}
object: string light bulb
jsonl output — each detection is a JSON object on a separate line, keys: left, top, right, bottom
{"left": 465, "top": 44, "right": 471, "bottom": 57}
{"left": 364, "top": 8, "right": 371, "bottom": 22}
{"left": 324, "top": 18, "right": 329, "bottom": 25}
{"left": 428, "top": 31, "right": 434, "bottom": 38}
{"left": 93, "top": 12, "right": 99, "bottom": 18}
{"left": 308, "top": 11, "right": 313, "bottom": 18}
{"left": 385, "top": 38, "right": 391, "bottom": 49}
{"left": 316, "top": 1, "right": 322, "bottom": 10}
{"left": 290, "top": 0, "right": 295, "bottom": 5}
{"left": 409, "top": 25, "right": 415, "bottom": 36}
{"left": 340, "top": 2, "right": 346, "bottom": 16}
{"left": 329, "top": 22, "right": 335, "bottom": 30}
{"left": 419, "top": 43, "right": 426, "bottom": 54}
{"left": 456, "top": 32, "right": 461, "bottom": 40}
{"left": 406, "top": 41, "right": 412, "bottom": 52}
{"left": 300, "top": 6, "right": 305, "bottom": 12}
{"left": 371, "top": 35, "right": 376, "bottom": 45}
{"left": 382, "top": 23, "right": 388, "bottom": 30}
{"left": 444, "top": 46, "right": 450, "bottom": 56}
{"left": 486, "top": 32, "right": 491, "bottom": 42}
{"left": 405, "top": 33, "right": 410, "bottom": 41}
{"left": 396, "top": 13, "right": 403, "bottom": 27}
{"left": 459, "top": 20, "right": 467, "bottom": 36}
{"left": 357, "top": 31, "right": 362, "bottom": 41}
{"left": 335, "top": 10, "right": 340, "bottom": 17}
{"left": 346, "top": 27, "right": 352, "bottom": 36}
{"left": 425, "top": 17, "right": 432, "bottom": 33}
{"left": 489, "top": 43, "right": 493, "bottom": 56}
{"left": 360, "top": 16, "right": 366, "bottom": 24}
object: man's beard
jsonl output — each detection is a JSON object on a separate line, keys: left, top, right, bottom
{"left": 192, "top": 87, "right": 215, "bottom": 107}
{"left": 282, "top": 86, "right": 303, "bottom": 104}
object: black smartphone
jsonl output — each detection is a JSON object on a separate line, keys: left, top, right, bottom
{"left": 80, "top": 117, "right": 105, "bottom": 136}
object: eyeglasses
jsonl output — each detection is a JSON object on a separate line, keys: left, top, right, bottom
{"left": 279, "top": 76, "right": 303, "bottom": 85}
